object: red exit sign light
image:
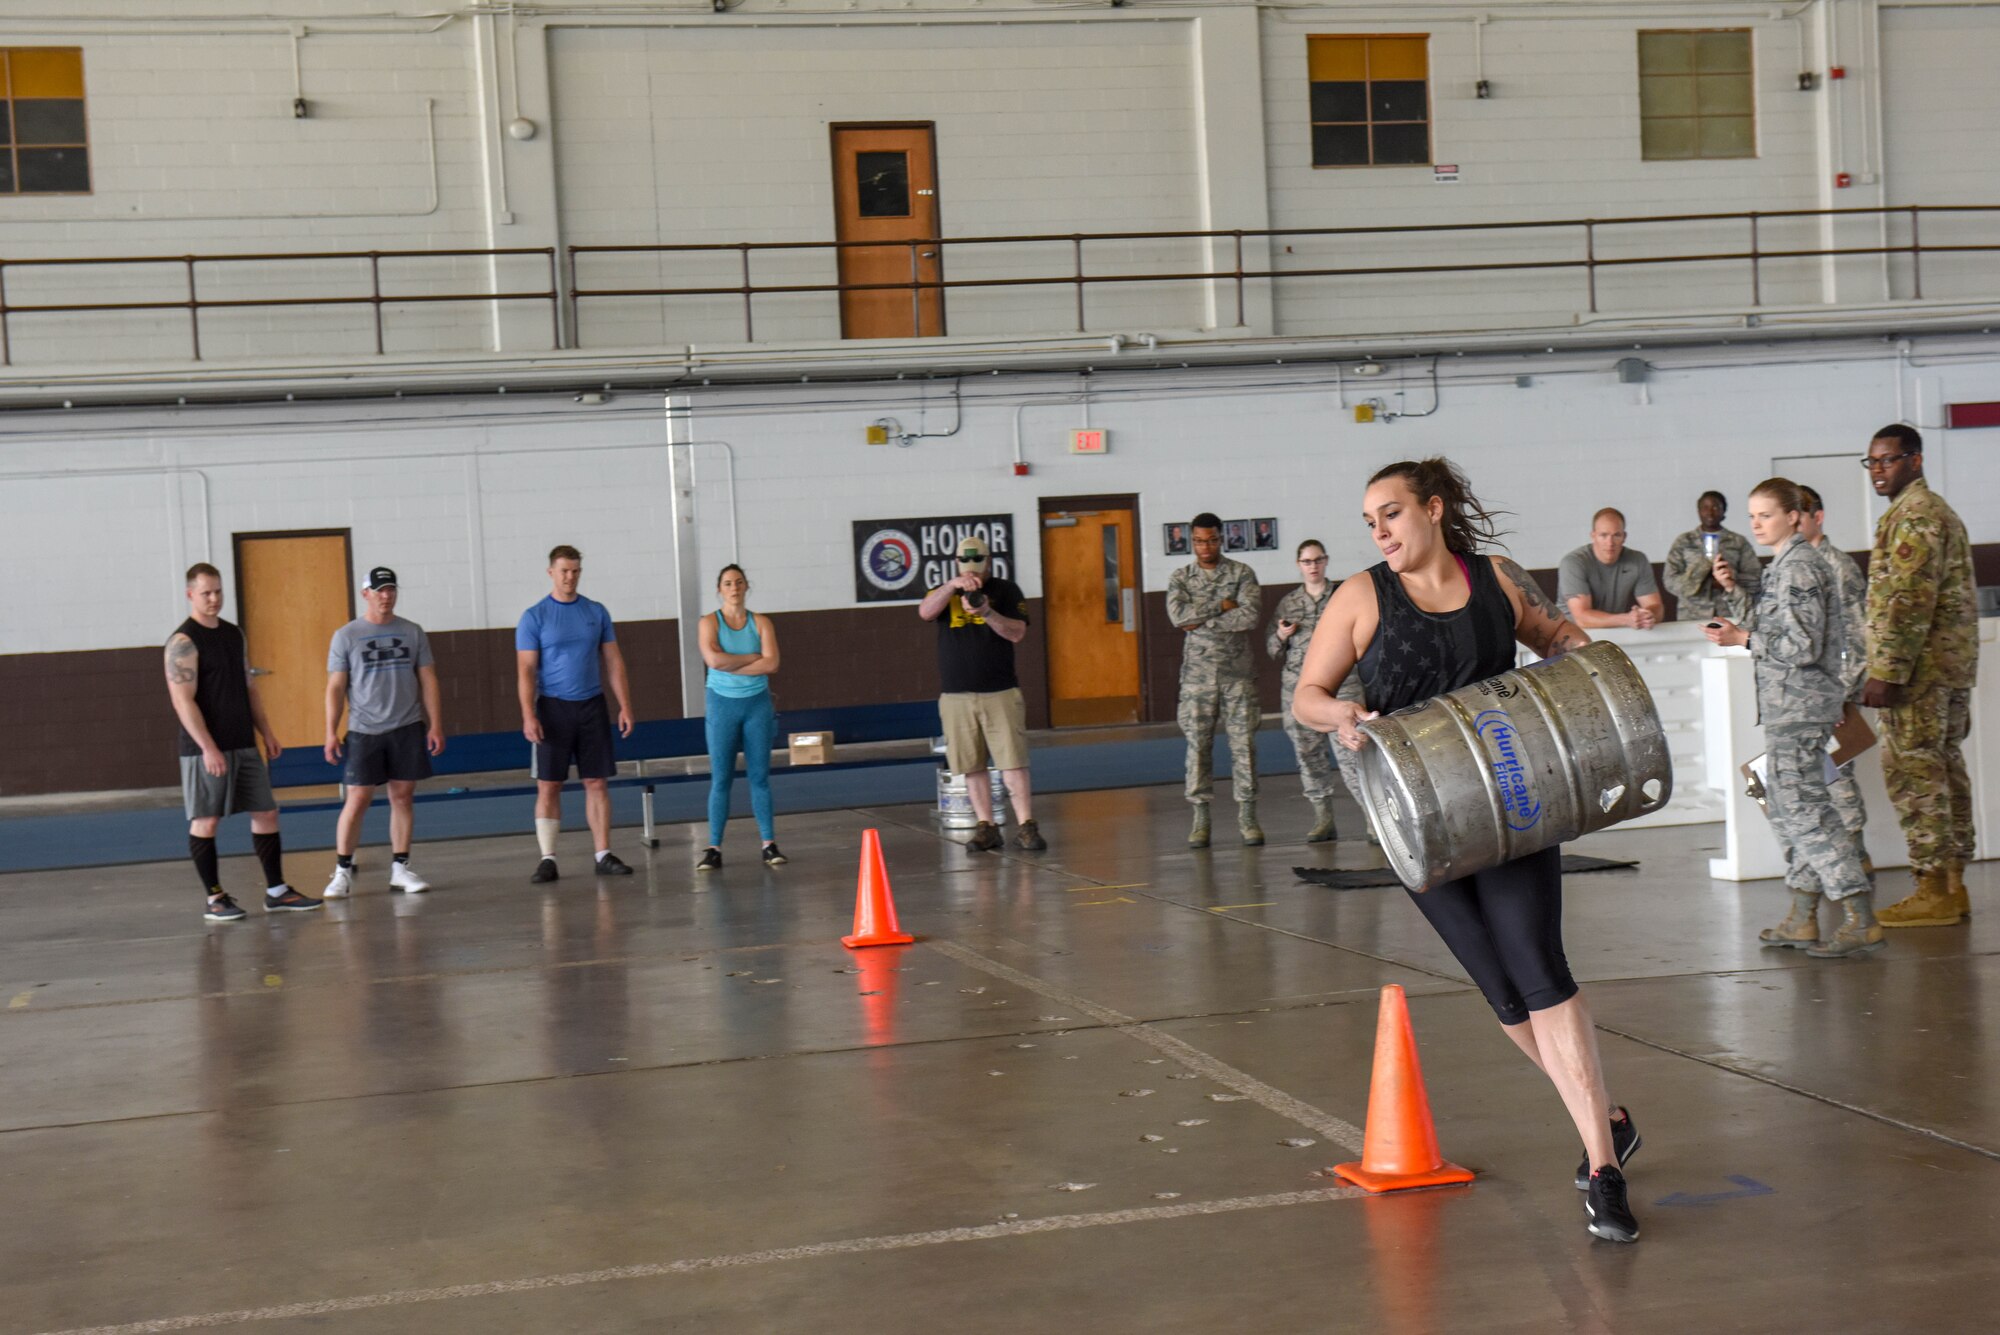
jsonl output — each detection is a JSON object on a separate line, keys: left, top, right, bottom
{"left": 1069, "top": 428, "right": 1109, "bottom": 455}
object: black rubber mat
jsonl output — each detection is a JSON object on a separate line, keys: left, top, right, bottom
{"left": 1292, "top": 853, "right": 1639, "bottom": 890}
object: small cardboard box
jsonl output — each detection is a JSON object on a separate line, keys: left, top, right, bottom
{"left": 788, "top": 731, "right": 835, "bottom": 765}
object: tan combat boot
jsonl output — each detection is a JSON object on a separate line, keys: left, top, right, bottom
{"left": 1188, "top": 803, "right": 1211, "bottom": 849}
{"left": 1807, "top": 893, "right": 1886, "bottom": 958}
{"left": 1758, "top": 889, "right": 1822, "bottom": 950}
{"left": 1946, "top": 863, "right": 1972, "bottom": 919}
{"left": 1306, "top": 797, "right": 1339, "bottom": 844}
{"left": 1238, "top": 799, "right": 1265, "bottom": 847}
{"left": 1877, "top": 868, "right": 1961, "bottom": 928}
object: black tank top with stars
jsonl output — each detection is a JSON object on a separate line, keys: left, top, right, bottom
{"left": 1357, "top": 553, "right": 1518, "bottom": 715}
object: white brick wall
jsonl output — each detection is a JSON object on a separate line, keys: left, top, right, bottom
{"left": 6, "top": 336, "right": 1999, "bottom": 655}
{"left": 1, "top": 1, "right": 1995, "bottom": 368}
{"left": 550, "top": 20, "right": 1209, "bottom": 348}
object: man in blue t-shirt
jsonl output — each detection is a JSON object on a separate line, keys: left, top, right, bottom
{"left": 516, "top": 544, "right": 637, "bottom": 883}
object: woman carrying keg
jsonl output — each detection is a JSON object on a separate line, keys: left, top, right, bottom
{"left": 696, "top": 564, "right": 785, "bottom": 871}
{"left": 1293, "top": 457, "right": 1641, "bottom": 1244}
{"left": 1704, "top": 479, "right": 1879, "bottom": 959}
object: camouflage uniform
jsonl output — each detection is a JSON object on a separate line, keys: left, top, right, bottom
{"left": 1168, "top": 557, "right": 1262, "bottom": 804}
{"left": 1812, "top": 538, "right": 1871, "bottom": 837}
{"left": 1743, "top": 535, "right": 1869, "bottom": 901}
{"left": 1664, "top": 525, "right": 1761, "bottom": 621}
{"left": 1266, "top": 584, "right": 1366, "bottom": 807}
{"left": 1866, "top": 477, "right": 1979, "bottom": 873}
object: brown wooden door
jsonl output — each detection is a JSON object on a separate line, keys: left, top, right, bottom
{"left": 234, "top": 531, "right": 354, "bottom": 749}
{"left": 831, "top": 125, "right": 944, "bottom": 339}
{"left": 1042, "top": 507, "right": 1140, "bottom": 727}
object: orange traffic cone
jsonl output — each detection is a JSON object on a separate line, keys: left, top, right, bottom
{"left": 1333, "top": 984, "right": 1475, "bottom": 1192}
{"left": 841, "top": 829, "right": 914, "bottom": 948}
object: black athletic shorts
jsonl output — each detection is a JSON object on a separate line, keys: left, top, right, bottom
{"left": 535, "top": 694, "right": 616, "bottom": 781}
{"left": 344, "top": 719, "right": 434, "bottom": 787}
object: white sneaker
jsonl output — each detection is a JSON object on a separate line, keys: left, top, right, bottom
{"left": 390, "top": 861, "right": 430, "bottom": 894}
{"left": 323, "top": 864, "right": 354, "bottom": 898}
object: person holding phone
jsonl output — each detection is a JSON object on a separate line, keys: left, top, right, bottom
{"left": 918, "top": 536, "right": 1044, "bottom": 854}
{"left": 1267, "top": 539, "right": 1363, "bottom": 842}
{"left": 1705, "top": 479, "right": 1878, "bottom": 959}
{"left": 1664, "top": 490, "right": 1759, "bottom": 620}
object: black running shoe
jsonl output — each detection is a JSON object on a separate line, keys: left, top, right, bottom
{"left": 1014, "top": 819, "right": 1047, "bottom": 852}
{"left": 697, "top": 848, "right": 723, "bottom": 872}
{"left": 265, "top": 886, "right": 323, "bottom": 913}
{"left": 595, "top": 852, "right": 634, "bottom": 876}
{"left": 204, "top": 894, "right": 247, "bottom": 923}
{"left": 760, "top": 843, "right": 787, "bottom": 866}
{"left": 1575, "top": 1107, "right": 1642, "bottom": 1189}
{"left": 966, "top": 821, "right": 1003, "bottom": 853}
{"left": 530, "top": 857, "right": 559, "bottom": 884}
{"left": 1585, "top": 1164, "right": 1640, "bottom": 1243}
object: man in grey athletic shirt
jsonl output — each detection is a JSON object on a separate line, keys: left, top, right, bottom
{"left": 322, "top": 567, "right": 445, "bottom": 897}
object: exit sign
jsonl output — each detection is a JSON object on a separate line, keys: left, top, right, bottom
{"left": 1070, "top": 428, "right": 1109, "bottom": 455}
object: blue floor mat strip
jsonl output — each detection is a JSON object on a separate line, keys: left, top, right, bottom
{"left": 0, "top": 732, "right": 1300, "bottom": 873}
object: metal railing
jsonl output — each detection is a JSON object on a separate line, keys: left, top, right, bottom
{"left": 0, "top": 246, "right": 560, "bottom": 365}
{"left": 569, "top": 204, "right": 2000, "bottom": 344}
{"left": 4, "top": 206, "right": 1996, "bottom": 367}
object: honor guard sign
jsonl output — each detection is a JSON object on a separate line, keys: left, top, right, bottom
{"left": 853, "top": 514, "right": 1014, "bottom": 603}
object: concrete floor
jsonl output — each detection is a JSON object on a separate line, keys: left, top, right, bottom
{"left": 1, "top": 776, "right": 1996, "bottom": 1334}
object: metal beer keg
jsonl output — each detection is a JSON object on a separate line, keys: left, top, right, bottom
{"left": 1355, "top": 641, "right": 1672, "bottom": 890}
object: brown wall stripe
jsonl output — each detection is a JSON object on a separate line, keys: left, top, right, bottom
{"left": 6, "top": 543, "right": 1993, "bottom": 796}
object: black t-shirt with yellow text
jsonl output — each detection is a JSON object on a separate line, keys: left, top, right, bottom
{"left": 935, "top": 577, "right": 1028, "bottom": 694}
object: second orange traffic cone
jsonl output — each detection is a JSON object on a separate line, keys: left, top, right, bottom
{"left": 1333, "top": 984, "right": 1474, "bottom": 1192}
{"left": 841, "top": 828, "right": 914, "bottom": 948}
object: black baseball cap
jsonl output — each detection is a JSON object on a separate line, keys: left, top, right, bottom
{"left": 363, "top": 566, "right": 399, "bottom": 591}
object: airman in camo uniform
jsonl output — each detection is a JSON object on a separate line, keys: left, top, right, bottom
{"left": 1708, "top": 478, "right": 1879, "bottom": 959}
{"left": 1266, "top": 540, "right": 1367, "bottom": 843}
{"left": 1860, "top": 426, "right": 1980, "bottom": 928}
{"left": 1799, "top": 485, "right": 1870, "bottom": 843}
{"left": 1169, "top": 513, "right": 1263, "bottom": 848}
{"left": 1664, "top": 490, "right": 1762, "bottom": 620}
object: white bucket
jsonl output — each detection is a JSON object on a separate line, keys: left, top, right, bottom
{"left": 936, "top": 768, "right": 1011, "bottom": 829}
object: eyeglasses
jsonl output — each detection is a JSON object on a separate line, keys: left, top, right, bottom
{"left": 1860, "top": 452, "right": 1914, "bottom": 471}
{"left": 1298, "top": 556, "right": 1328, "bottom": 565}
{"left": 958, "top": 553, "right": 988, "bottom": 564}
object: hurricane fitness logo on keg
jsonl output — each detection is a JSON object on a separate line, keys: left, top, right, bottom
{"left": 851, "top": 514, "right": 1014, "bottom": 603}
{"left": 1473, "top": 708, "right": 1543, "bottom": 832}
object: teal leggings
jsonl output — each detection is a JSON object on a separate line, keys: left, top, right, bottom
{"left": 706, "top": 688, "right": 776, "bottom": 847}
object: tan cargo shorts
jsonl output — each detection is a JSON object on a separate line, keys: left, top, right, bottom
{"left": 940, "top": 688, "right": 1028, "bottom": 774}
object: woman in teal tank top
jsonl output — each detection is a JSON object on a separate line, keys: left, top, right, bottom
{"left": 697, "top": 564, "right": 783, "bottom": 869}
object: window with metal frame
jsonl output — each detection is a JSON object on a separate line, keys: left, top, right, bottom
{"left": 1, "top": 47, "right": 89, "bottom": 195}
{"left": 1307, "top": 35, "right": 1431, "bottom": 168}
{"left": 1638, "top": 29, "right": 1755, "bottom": 161}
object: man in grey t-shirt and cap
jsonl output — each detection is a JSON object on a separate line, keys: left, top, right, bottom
{"left": 322, "top": 566, "right": 445, "bottom": 898}
{"left": 1558, "top": 508, "right": 1664, "bottom": 630}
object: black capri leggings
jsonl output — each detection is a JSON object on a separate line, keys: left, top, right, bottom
{"left": 1406, "top": 845, "right": 1577, "bottom": 1027}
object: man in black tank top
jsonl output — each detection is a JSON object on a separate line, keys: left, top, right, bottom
{"left": 165, "top": 563, "right": 322, "bottom": 923}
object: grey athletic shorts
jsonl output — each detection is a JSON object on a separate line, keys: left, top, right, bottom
{"left": 181, "top": 747, "right": 277, "bottom": 820}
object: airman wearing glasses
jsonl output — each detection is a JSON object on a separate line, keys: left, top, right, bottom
{"left": 919, "top": 535, "right": 1044, "bottom": 854}
{"left": 1268, "top": 539, "right": 1364, "bottom": 842}
{"left": 1857, "top": 424, "right": 1979, "bottom": 928}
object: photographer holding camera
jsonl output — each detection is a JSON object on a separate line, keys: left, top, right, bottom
{"left": 918, "top": 535, "right": 1044, "bottom": 853}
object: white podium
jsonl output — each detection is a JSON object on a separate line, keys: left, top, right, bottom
{"left": 1519, "top": 621, "right": 1727, "bottom": 830}
{"left": 1703, "top": 619, "right": 2000, "bottom": 881}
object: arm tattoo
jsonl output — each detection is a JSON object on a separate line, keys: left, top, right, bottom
{"left": 1548, "top": 626, "right": 1589, "bottom": 655}
{"left": 1496, "top": 556, "right": 1561, "bottom": 621}
{"left": 165, "top": 634, "right": 197, "bottom": 685}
